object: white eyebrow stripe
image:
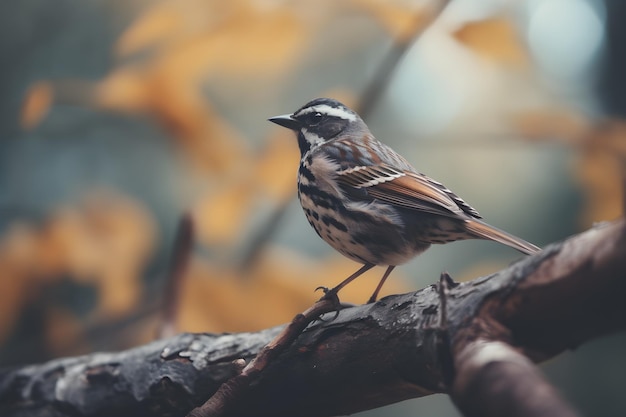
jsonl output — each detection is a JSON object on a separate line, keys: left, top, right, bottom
{"left": 297, "top": 104, "right": 357, "bottom": 121}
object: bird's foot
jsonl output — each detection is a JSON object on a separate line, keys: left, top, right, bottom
{"left": 314, "top": 286, "right": 353, "bottom": 321}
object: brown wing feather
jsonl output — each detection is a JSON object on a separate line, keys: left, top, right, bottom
{"left": 366, "top": 175, "right": 463, "bottom": 216}
{"left": 337, "top": 165, "right": 477, "bottom": 219}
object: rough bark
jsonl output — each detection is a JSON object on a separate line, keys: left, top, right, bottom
{"left": 1, "top": 220, "right": 624, "bottom": 417}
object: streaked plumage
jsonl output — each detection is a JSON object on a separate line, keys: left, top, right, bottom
{"left": 269, "top": 98, "right": 540, "bottom": 302}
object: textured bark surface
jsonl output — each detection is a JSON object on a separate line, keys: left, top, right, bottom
{"left": 1, "top": 220, "right": 624, "bottom": 417}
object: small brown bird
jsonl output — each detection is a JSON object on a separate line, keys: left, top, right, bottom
{"left": 269, "top": 98, "right": 540, "bottom": 302}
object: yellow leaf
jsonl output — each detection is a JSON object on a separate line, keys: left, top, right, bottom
{"left": 21, "top": 81, "right": 54, "bottom": 129}
{"left": 454, "top": 18, "right": 528, "bottom": 66}
{"left": 92, "top": 67, "right": 152, "bottom": 112}
{"left": 89, "top": 64, "right": 249, "bottom": 171}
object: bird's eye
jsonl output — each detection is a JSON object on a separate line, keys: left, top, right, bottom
{"left": 308, "top": 112, "right": 323, "bottom": 125}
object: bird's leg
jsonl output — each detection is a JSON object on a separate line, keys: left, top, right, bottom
{"left": 314, "top": 263, "right": 374, "bottom": 321}
{"left": 367, "top": 265, "right": 395, "bottom": 303}
{"left": 332, "top": 263, "right": 375, "bottom": 292}
{"left": 316, "top": 263, "right": 375, "bottom": 303}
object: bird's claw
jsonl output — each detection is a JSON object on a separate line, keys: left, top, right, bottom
{"left": 314, "top": 285, "right": 330, "bottom": 294}
{"left": 314, "top": 286, "right": 341, "bottom": 321}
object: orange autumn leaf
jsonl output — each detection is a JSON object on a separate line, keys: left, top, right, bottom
{"left": 90, "top": 66, "right": 154, "bottom": 113}
{"left": 116, "top": 0, "right": 306, "bottom": 80}
{"left": 20, "top": 66, "right": 250, "bottom": 173}
{"left": 454, "top": 18, "right": 528, "bottom": 66}
{"left": 21, "top": 81, "right": 54, "bottom": 129}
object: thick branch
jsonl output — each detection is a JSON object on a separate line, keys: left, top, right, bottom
{"left": 187, "top": 293, "right": 345, "bottom": 417}
{"left": 452, "top": 340, "right": 579, "bottom": 417}
{"left": 1, "top": 220, "right": 624, "bottom": 417}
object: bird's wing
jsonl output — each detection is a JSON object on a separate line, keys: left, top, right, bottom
{"left": 336, "top": 163, "right": 482, "bottom": 219}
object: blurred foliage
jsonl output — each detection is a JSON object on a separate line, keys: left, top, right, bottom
{"left": 453, "top": 18, "right": 529, "bottom": 67}
{"left": 0, "top": 191, "right": 155, "bottom": 352}
{"left": 2, "top": 0, "right": 625, "bottom": 415}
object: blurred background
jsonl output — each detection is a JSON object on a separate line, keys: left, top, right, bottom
{"left": 0, "top": 0, "right": 624, "bottom": 415}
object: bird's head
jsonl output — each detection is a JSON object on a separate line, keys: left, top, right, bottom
{"left": 269, "top": 98, "right": 366, "bottom": 156}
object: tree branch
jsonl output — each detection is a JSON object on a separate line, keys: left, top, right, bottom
{"left": 1, "top": 220, "right": 624, "bottom": 417}
{"left": 452, "top": 340, "right": 579, "bottom": 417}
{"left": 187, "top": 292, "right": 344, "bottom": 417}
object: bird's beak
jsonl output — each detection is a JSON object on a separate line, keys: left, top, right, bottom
{"left": 268, "top": 114, "right": 300, "bottom": 131}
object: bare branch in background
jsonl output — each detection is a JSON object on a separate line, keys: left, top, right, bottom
{"left": 157, "top": 213, "right": 194, "bottom": 339}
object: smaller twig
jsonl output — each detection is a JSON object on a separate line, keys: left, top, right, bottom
{"left": 186, "top": 294, "right": 342, "bottom": 417}
{"left": 157, "top": 213, "right": 195, "bottom": 339}
{"left": 437, "top": 271, "right": 458, "bottom": 329}
{"left": 436, "top": 272, "right": 456, "bottom": 386}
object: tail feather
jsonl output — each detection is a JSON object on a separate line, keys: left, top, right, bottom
{"left": 465, "top": 219, "right": 540, "bottom": 255}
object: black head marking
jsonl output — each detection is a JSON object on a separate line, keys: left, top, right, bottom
{"left": 270, "top": 98, "right": 364, "bottom": 156}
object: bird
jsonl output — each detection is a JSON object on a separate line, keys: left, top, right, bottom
{"left": 269, "top": 98, "right": 540, "bottom": 303}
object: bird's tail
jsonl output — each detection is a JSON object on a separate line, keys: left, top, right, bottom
{"left": 464, "top": 219, "right": 540, "bottom": 255}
